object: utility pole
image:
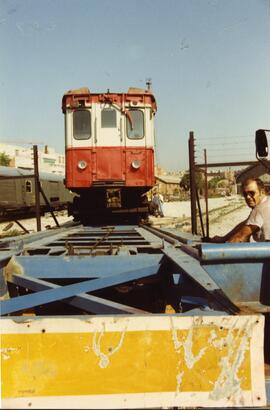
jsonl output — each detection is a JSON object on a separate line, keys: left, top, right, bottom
{"left": 33, "top": 145, "right": 41, "bottom": 232}
{"left": 204, "top": 149, "right": 209, "bottom": 238}
{"left": 189, "top": 131, "right": 197, "bottom": 234}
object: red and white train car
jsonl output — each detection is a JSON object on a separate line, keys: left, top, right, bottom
{"left": 62, "top": 86, "right": 157, "bottom": 222}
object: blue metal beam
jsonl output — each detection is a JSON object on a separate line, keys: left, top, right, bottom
{"left": 0, "top": 253, "right": 13, "bottom": 268}
{"left": 11, "top": 274, "right": 148, "bottom": 315}
{"left": 0, "top": 264, "right": 160, "bottom": 315}
{"left": 155, "top": 227, "right": 201, "bottom": 245}
{"left": 0, "top": 269, "right": 8, "bottom": 299}
{"left": 49, "top": 238, "right": 148, "bottom": 243}
{"left": 5, "top": 255, "right": 163, "bottom": 279}
{"left": 0, "top": 225, "right": 79, "bottom": 248}
{"left": 163, "top": 247, "right": 220, "bottom": 291}
{"left": 0, "top": 252, "right": 21, "bottom": 301}
{"left": 0, "top": 226, "right": 148, "bottom": 252}
{"left": 163, "top": 246, "right": 238, "bottom": 314}
{"left": 203, "top": 262, "right": 270, "bottom": 304}
{"left": 200, "top": 242, "right": 270, "bottom": 261}
{"left": 56, "top": 235, "right": 143, "bottom": 240}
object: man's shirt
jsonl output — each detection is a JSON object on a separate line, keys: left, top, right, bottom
{"left": 246, "top": 195, "right": 270, "bottom": 241}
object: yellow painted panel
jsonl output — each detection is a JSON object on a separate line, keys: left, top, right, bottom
{"left": 1, "top": 315, "right": 266, "bottom": 408}
{"left": 2, "top": 325, "right": 251, "bottom": 399}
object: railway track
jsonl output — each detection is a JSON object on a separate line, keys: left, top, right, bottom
{"left": 1, "top": 222, "right": 269, "bottom": 408}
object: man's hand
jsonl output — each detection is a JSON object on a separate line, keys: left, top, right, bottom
{"left": 209, "top": 235, "right": 225, "bottom": 243}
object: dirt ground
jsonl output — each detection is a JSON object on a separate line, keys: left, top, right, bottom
{"left": 151, "top": 195, "right": 250, "bottom": 237}
{"left": 0, "top": 210, "right": 73, "bottom": 238}
{"left": 0, "top": 196, "right": 250, "bottom": 239}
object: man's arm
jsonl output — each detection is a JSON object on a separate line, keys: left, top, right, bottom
{"left": 226, "top": 224, "right": 259, "bottom": 243}
{"left": 210, "top": 219, "right": 259, "bottom": 243}
{"left": 210, "top": 220, "right": 247, "bottom": 243}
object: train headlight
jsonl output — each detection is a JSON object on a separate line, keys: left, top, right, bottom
{"left": 131, "top": 159, "right": 141, "bottom": 169}
{"left": 77, "top": 160, "right": 87, "bottom": 170}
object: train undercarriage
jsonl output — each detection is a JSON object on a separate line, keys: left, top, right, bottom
{"left": 70, "top": 187, "right": 150, "bottom": 224}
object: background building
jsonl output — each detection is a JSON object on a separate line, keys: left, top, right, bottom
{"left": 155, "top": 175, "right": 181, "bottom": 201}
{"left": 0, "top": 143, "right": 65, "bottom": 175}
{"left": 236, "top": 163, "right": 270, "bottom": 193}
{"left": 152, "top": 165, "right": 185, "bottom": 200}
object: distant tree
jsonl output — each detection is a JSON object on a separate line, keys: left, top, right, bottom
{"left": 208, "top": 176, "right": 223, "bottom": 190}
{"left": 0, "top": 152, "right": 11, "bottom": 166}
{"left": 180, "top": 172, "right": 190, "bottom": 191}
{"left": 180, "top": 171, "right": 204, "bottom": 193}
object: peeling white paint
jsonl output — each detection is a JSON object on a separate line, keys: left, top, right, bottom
{"left": 175, "top": 371, "right": 184, "bottom": 394}
{"left": 208, "top": 330, "right": 227, "bottom": 350}
{"left": 4, "top": 256, "right": 24, "bottom": 282}
{"left": 171, "top": 317, "right": 207, "bottom": 368}
{"left": 209, "top": 318, "right": 254, "bottom": 404}
{"left": 92, "top": 323, "right": 127, "bottom": 368}
{"left": 1, "top": 347, "right": 20, "bottom": 360}
{"left": 183, "top": 326, "right": 207, "bottom": 369}
{"left": 170, "top": 316, "right": 208, "bottom": 396}
{"left": 170, "top": 316, "right": 258, "bottom": 404}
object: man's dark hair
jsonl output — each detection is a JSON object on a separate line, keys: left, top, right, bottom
{"left": 242, "top": 177, "right": 265, "bottom": 192}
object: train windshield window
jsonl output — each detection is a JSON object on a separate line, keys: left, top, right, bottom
{"left": 25, "top": 180, "right": 32, "bottom": 193}
{"left": 127, "top": 110, "right": 144, "bottom": 139}
{"left": 101, "top": 108, "right": 117, "bottom": 128}
{"left": 73, "top": 110, "right": 91, "bottom": 140}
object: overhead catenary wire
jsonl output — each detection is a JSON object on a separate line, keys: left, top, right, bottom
{"left": 195, "top": 134, "right": 256, "bottom": 165}
{"left": 198, "top": 135, "right": 253, "bottom": 141}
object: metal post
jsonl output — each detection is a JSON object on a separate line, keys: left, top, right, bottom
{"left": 33, "top": 145, "right": 41, "bottom": 232}
{"left": 196, "top": 189, "right": 205, "bottom": 238}
{"left": 189, "top": 131, "right": 197, "bottom": 234}
{"left": 39, "top": 186, "right": 60, "bottom": 227}
{"left": 14, "top": 220, "right": 30, "bottom": 234}
{"left": 204, "top": 149, "right": 209, "bottom": 238}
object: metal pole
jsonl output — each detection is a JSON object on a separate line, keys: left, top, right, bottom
{"left": 204, "top": 149, "right": 209, "bottom": 238}
{"left": 33, "top": 145, "right": 41, "bottom": 232}
{"left": 188, "top": 131, "right": 197, "bottom": 234}
{"left": 39, "top": 186, "right": 60, "bottom": 227}
{"left": 14, "top": 220, "right": 30, "bottom": 234}
{"left": 196, "top": 188, "right": 205, "bottom": 238}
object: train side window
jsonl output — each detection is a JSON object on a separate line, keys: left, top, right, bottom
{"left": 25, "top": 180, "right": 32, "bottom": 193}
{"left": 127, "top": 109, "right": 144, "bottom": 139}
{"left": 101, "top": 108, "right": 117, "bottom": 128}
{"left": 73, "top": 110, "right": 91, "bottom": 140}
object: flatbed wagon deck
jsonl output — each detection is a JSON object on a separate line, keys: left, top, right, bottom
{"left": 1, "top": 223, "right": 269, "bottom": 408}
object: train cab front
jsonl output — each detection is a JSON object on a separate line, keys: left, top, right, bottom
{"left": 62, "top": 87, "right": 157, "bottom": 223}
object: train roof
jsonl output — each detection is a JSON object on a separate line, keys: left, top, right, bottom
{"left": 0, "top": 166, "right": 64, "bottom": 182}
{"left": 62, "top": 87, "right": 157, "bottom": 113}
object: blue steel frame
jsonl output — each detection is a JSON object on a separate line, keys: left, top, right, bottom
{"left": 0, "top": 224, "right": 269, "bottom": 405}
{"left": 1, "top": 263, "right": 161, "bottom": 315}
{"left": 1, "top": 226, "right": 270, "bottom": 315}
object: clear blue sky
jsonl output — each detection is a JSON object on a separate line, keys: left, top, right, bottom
{"left": 1, "top": 0, "right": 270, "bottom": 170}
